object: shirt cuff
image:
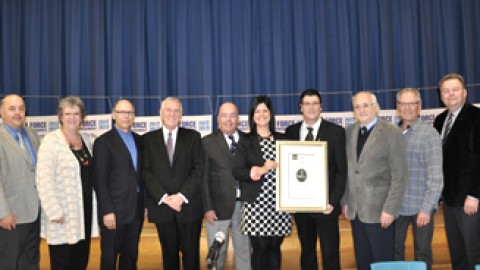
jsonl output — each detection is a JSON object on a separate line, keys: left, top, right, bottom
{"left": 158, "top": 193, "right": 168, "bottom": 205}
{"left": 178, "top": 193, "right": 189, "bottom": 204}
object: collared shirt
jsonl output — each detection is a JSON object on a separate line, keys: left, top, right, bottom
{"left": 223, "top": 131, "right": 239, "bottom": 149}
{"left": 159, "top": 126, "right": 188, "bottom": 204}
{"left": 300, "top": 118, "right": 322, "bottom": 141}
{"left": 162, "top": 126, "right": 178, "bottom": 154}
{"left": 3, "top": 124, "right": 37, "bottom": 167}
{"left": 114, "top": 126, "right": 137, "bottom": 171}
{"left": 441, "top": 106, "right": 462, "bottom": 139}
{"left": 399, "top": 118, "right": 443, "bottom": 215}
{"left": 362, "top": 117, "right": 377, "bottom": 131}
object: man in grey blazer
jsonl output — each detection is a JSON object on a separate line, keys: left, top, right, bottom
{"left": 342, "top": 91, "right": 408, "bottom": 270}
{"left": 0, "top": 94, "right": 41, "bottom": 270}
{"left": 201, "top": 102, "right": 251, "bottom": 270}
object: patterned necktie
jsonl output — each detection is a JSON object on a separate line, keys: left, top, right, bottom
{"left": 360, "top": 126, "right": 368, "bottom": 135}
{"left": 17, "top": 132, "right": 26, "bottom": 151}
{"left": 228, "top": 135, "right": 237, "bottom": 155}
{"left": 167, "top": 132, "right": 174, "bottom": 165}
{"left": 442, "top": 113, "right": 454, "bottom": 145}
{"left": 305, "top": 127, "right": 314, "bottom": 141}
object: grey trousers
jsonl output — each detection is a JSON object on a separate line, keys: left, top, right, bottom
{"left": 394, "top": 212, "right": 435, "bottom": 270}
{"left": 206, "top": 201, "right": 251, "bottom": 270}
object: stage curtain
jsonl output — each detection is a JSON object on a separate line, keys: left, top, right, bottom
{"left": 1, "top": 0, "right": 479, "bottom": 116}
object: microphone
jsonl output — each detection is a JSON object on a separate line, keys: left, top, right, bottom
{"left": 206, "top": 231, "right": 226, "bottom": 267}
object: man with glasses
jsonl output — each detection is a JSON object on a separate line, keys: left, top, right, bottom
{"left": 92, "top": 99, "right": 145, "bottom": 269}
{"left": 342, "top": 91, "right": 408, "bottom": 270}
{"left": 434, "top": 73, "right": 480, "bottom": 269}
{"left": 394, "top": 88, "right": 443, "bottom": 270}
{"left": 285, "top": 89, "right": 346, "bottom": 270}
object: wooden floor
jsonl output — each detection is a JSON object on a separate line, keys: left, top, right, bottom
{"left": 40, "top": 207, "right": 453, "bottom": 269}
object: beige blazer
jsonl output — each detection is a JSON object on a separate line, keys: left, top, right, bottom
{"left": 0, "top": 125, "right": 40, "bottom": 224}
{"left": 342, "top": 119, "right": 408, "bottom": 223}
{"left": 36, "top": 129, "right": 93, "bottom": 245}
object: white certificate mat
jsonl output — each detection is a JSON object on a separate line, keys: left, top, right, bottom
{"left": 276, "top": 141, "right": 328, "bottom": 212}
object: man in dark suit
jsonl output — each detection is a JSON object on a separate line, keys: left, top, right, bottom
{"left": 433, "top": 73, "right": 480, "bottom": 270}
{"left": 142, "top": 97, "right": 204, "bottom": 270}
{"left": 0, "top": 94, "right": 41, "bottom": 270}
{"left": 285, "top": 89, "right": 346, "bottom": 270}
{"left": 92, "top": 99, "right": 144, "bottom": 270}
{"left": 342, "top": 91, "right": 408, "bottom": 270}
{"left": 201, "top": 102, "right": 251, "bottom": 270}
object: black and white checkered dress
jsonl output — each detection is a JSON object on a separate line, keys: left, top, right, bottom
{"left": 240, "top": 137, "right": 293, "bottom": 236}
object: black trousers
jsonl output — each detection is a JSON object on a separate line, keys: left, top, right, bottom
{"left": 250, "top": 235, "right": 284, "bottom": 270}
{"left": 99, "top": 194, "right": 144, "bottom": 270}
{"left": 443, "top": 205, "right": 480, "bottom": 270}
{"left": 49, "top": 239, "right": 91, "bottom": 270}
{"left": 49, "top": 193, "right": 92, "bottom": 270}
{"left": 296, "top": 213, "right": 341, "bottom": 270}
{"left": 155, "top": 219, "right": 202, "bottom": 270}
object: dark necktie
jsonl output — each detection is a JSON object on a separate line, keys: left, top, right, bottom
{"left": 228, "top": 135, "right": 241, "bottom": 198}
{"left": 305, "top": 127, "right": 314, "bottom": 141}
{"left": 167, "top": 132, "right": 174, "bottom": 165}
{"left": 228, "top": 135, "right": 237, "bottom": 155}
{"left": 357, "top": 126, "right": 369, "bottom": 159}
{"left": 442, "top": 113, "right": 454, "bottom": 145}
{"left": 360, "top": 126, "right": 368, "bottom": 135}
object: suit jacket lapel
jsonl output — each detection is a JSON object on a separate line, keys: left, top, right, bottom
{"left": 444, "top": 104, "right": 468, "bottom": 147}
{"left": 111, "top": 129, "right": 135, "bottom": 170}
{"left": 316, "top": 121, "right": 328, "bottom": 141}
{"left": 157, "top": 128, "right": 170, "bottom": 164}
{"left": 172, "top": 127, "right": 185, "bottom": 164}
{"left": 0, "top": 126, "right": 32, "bottom": 164}
{"left": 133, "top": 133, "right": 142, "bottom": 172}
{"left": 357, "top": 121, "right": 383, "bottom": 164}
{"left": 349, "top": 124, "right": 360, "bottom": 168}
{"left": 214, "top": 131, "right": 233, "bottom": 159}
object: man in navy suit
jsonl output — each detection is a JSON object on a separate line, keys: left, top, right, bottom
{"left": 142, "top": 97, "right": 204, "bottom": 270}
{"left": 93, "top": 99, "right": 145, "bottom": 270}
{"left": 285, "top": 89, "right": 346, "bottom": 270}
{"left": 434, "top": 73, "right": 480, "bottom": 270}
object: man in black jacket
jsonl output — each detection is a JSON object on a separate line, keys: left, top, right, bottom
{"left": 434, "top": 73, "right": 480, "bottom": 270}
{"left": 285, "top": 89, "right": 347, "bottom": 270}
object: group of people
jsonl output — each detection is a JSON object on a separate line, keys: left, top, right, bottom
{"left": 0, "top": 72, "right": 478, "bottom": 270}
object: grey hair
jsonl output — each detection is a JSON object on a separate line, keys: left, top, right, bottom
{"left": 57, "top": 96, "right": 86, "bottom": 124}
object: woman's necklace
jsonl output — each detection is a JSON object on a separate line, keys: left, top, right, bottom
{"left": 70, "top": 144, "right": 89, "bottom": 166}
{"left": 62, "top": 128, "right": 89, "bottom": 166}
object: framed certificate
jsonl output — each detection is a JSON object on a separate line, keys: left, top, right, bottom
{"left": 275, "top": 140, "right": 328, "bottom": 212}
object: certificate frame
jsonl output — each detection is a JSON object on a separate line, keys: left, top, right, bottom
{"left": 276, "top": 140, "right": 329, "bottom": 212}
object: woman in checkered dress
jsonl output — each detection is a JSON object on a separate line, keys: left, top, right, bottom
{"left": 233, "top": 95, "right": 292, "bottom": 270}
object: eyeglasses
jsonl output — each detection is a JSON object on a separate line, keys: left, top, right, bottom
{"left": 397, "top": 101, "right": 419, "bottom": 107}
{"left": 114, "top": 110, "right": 135, "bottom": 116}
{"left": 353, "top": 103, "right": 375, "bottom": 111}
{"left": 301, "top": 102, "right": 321, "bottom": 107}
